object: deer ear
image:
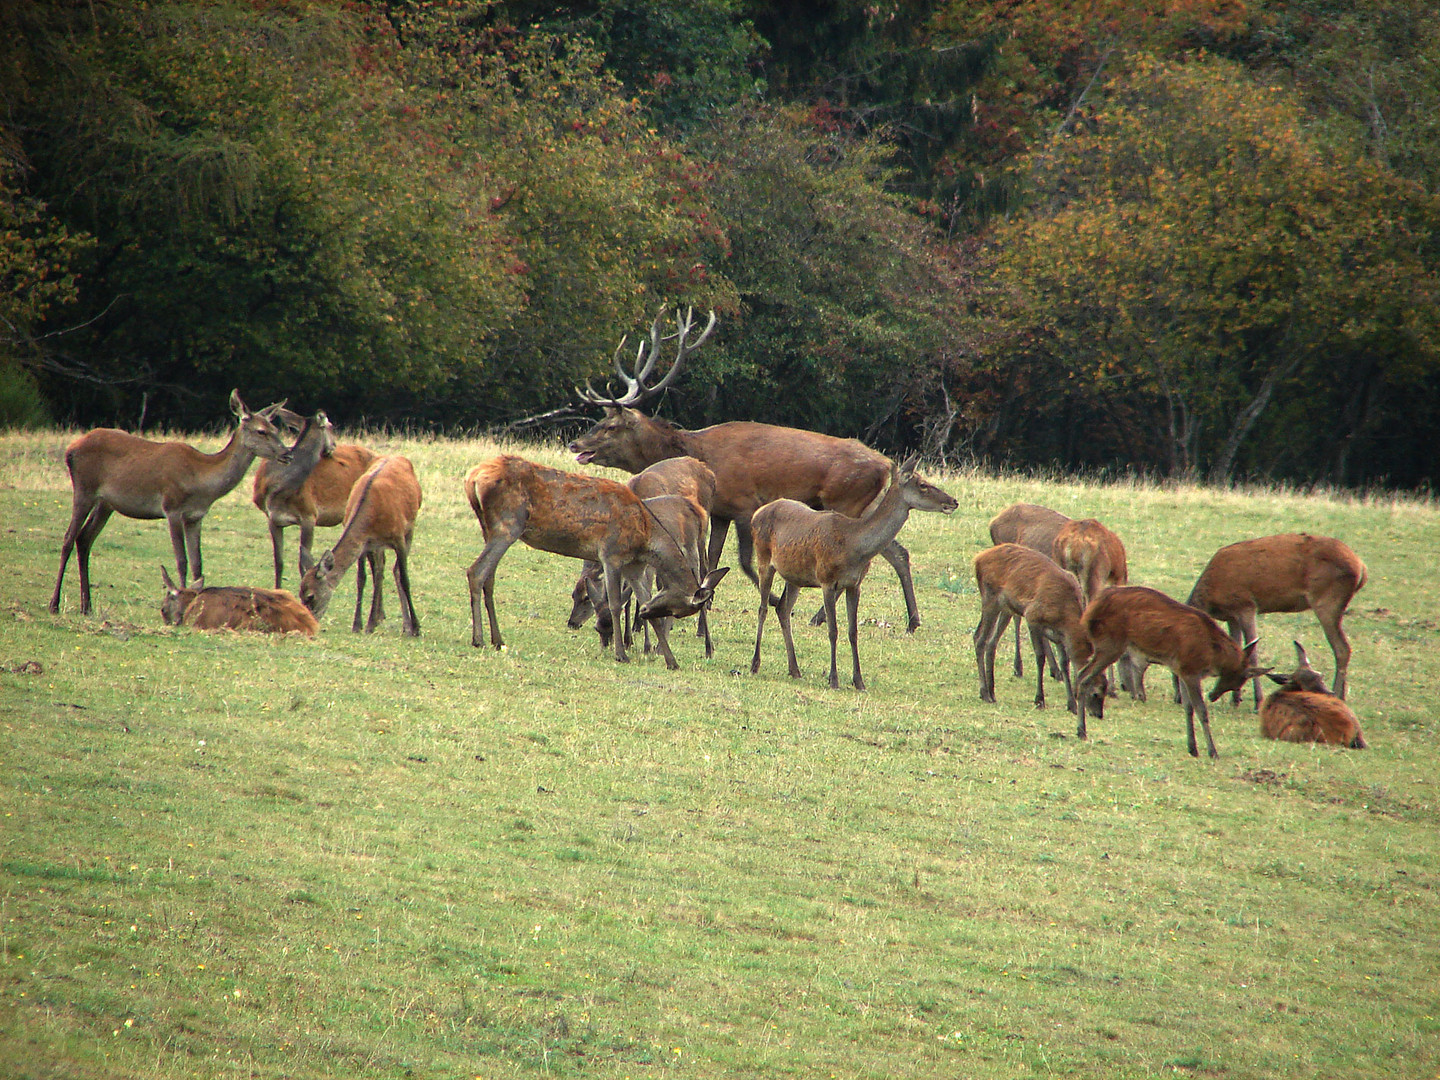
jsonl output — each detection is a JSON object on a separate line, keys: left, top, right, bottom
{"left": 1266, "top": 672, "right": 1290, "bottom": 685}
{"left": 230, "top": 389, "right": 246, "bottom": 417}
{"left": 161, "top": 565, "right": 177, "bottom": 593}
{"left": 900, "top": 452, "right": 921, "bottom": 474}
{"left": 700, "top": 567, "right": 730, "bottom": 594}
{"left": 319, "top": 551, "right": 336, "bottom": 574}
{"left": 1293, "top": 640, "right": 1311, "bottom": 667}
{"left": 192, "top": 575, "right": 203, "bottom": 591}
{"left": 298, "top": 549, "right": 315, "bottom": 575}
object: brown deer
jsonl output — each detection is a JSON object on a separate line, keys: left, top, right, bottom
{"left": 750, "top": 455, "right": 957, "bottom": 690}
{"left": 1075, "top": 586, "right": 1270, "bottom": 758}
{"left": 251, "top": 414, "right": 380, "bottom": 587}
{"left": 567, "top": 455, "right": 718, "bottom": 657}
{"left": 50, "top": 390, "right": 292, "bottom": 616}
{"left": 1187, "top": 533, "right": 1366, "bottom": 705}
{"left": 569, "top": 308, "right": 934, "bottom": 633}
{"left": 1052, "top": 516, "right": 1140, "bottom": 697}
{"left": 298, "top": 456, "right": 422, "bottom": 636}
{"left": 988, "top": 502, "right": 1072, "bottom": 678}
{"left": 161, "top": 567, "right": 318, "bottom": 636}
{"left": 464, "top": 455, "right": 728, "bottom": 668}
{"left": 1259, "top": 641, "right": 1367, "bottom": 748}
{"left": 972, "top": 544, "right": 1105, "bottom": 715}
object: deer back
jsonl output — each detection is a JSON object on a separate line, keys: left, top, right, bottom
{"left": 255, "top": 442, "right": 379, "bottom": 525}
{"left": 629, "top": 455, "right": 716, "bottom": 512}
{"left": 1260, "top": 691, "right": 1366, "bottom": 747}
{"left": 1083, "top": 586, "right": 1244, "bottom": 682}
{"left": 988, "top": 502, "right": 1072, "bottom": 552}
{"left": 1188, "top": 533, "right": 1366, "bottom": 617}
{"left": 1053, "top": 518, "right": 1128, "bottom": 602}
{"left": 186, "top": 587, "right": 318, "bottom": 635}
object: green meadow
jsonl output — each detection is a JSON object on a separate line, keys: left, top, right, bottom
{"left": 1, "top": 428, "right": 1436, "bottom": 1079}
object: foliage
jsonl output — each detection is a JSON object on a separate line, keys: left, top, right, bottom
{"left": 979, "top": 54, "right": 1440, "bottom": 482}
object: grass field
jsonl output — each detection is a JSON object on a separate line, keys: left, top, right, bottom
{"left": 1, "top": 426, "right": 1437, "bottom": 1079}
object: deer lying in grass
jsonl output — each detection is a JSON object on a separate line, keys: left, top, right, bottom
{"left": 161, "top": 567, "right": 318, "bottom": 636}
{"left": 1187, "top": 533, "right": 1366, "bottom": 705}
{"left": 569, "top": 308, "right": 935, "bottom": 633}
{"left": 298, "top": 456, "right": 422, "bottom": 636}
{"left": 251, "top": 414, "right": 379, "bottom": 588}
{"left": 567, "top": 456, "right": 718, "bottom": 657}
{"left": 1260, "top": 641, "right": 1367, "bottom": 748}
{"left": 1075, "top": 586, "right": 1269, "bottom": 758}
{"left": 465, "top": 455, "right": 728, "bottom": 668}
{"left": 750, "top": 455, "right": 956, "bottom": 690}
{"left": 988, "top": 503, "right": 1071, "bottom": 678}
{"left": 50, "top": 390, "right": 292, "bottom": 615}
{"left": 972, "top": 544, "right": 1105, "bottom": 715}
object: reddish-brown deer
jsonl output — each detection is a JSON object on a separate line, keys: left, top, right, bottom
{"left": 1187, "top": 533, "right": 1366, "bottom": 705}
{"left": 1259, "top": 641, "right": 1367, "bottom": 748}
{"left": 987, "top": 502, "right": 1072, "bottom": 678}
{"left": 750, "top": 455, "right": 956, "bottom": 690}
{"left": 568, "top": 308, "right": 933, "bottom": 632}
{"left": 972, "top": 544, "right": 1105, "bottom": 715}
{"left": 464, "top": 455, "right": 728, "bottom": 668}
{"left": 251, "top": 413, "right": 379, "bottom": 587}
{"left": 50, "top": 390, "right": 292, "bottom": 616}
{"left": 1052, "top": 516, "right": 1140, "bottom": 697}
{"left": 161, "top": 567, "right": 318, "bottom": 636}
{"left": 298, "top": 456, "right": 422, "bottom": 636}
{"left": 1075, "top": 586, "right": 1270, "bottom": 758}
{"left": 567, "top": 455, "right": 718, "bottom": 657}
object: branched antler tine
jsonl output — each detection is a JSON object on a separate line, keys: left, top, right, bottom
{"left": 630, "top": 307, "right": 717, "bottom": 402}
{"left": 628, "top": 309, "right": 669, "bottom": 387}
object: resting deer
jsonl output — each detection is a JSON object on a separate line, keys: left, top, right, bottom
{"left": 298, "top": 456, "right": 422, "bottom": 636}
{"left": 1187, "top": 533, "right": 1366, "bottom": 705}
{"left": 251, "top": 415, "right": 379, "bottom": 587}
{"left": 1075, "top": 586, "right": 1270, "bottom": 758}
{"left": 161, "top": 567, "right": 318, "bottom": 636}
{"left": 50, "top": 390, "right": 292, "bottom": 615}
{"left": 464, "top": 455, "right": 728, "bottom": 668}
{"left": 1260, "top": 641, "right": 1367, "bottom": 748}
{"left": 567, "top": 455, "right": 718, "bottom": 657}
{"left": 988, "top": 503, "right": 1072, "bottom": 678}
{"left": 750, "top": 455, "right": 956, "bottom": 690}
{"left": 569, "top": 308, "right": 934, "bottom": 633}
{"left": 972, "top": 544, "right": 1105, "bottom": 715}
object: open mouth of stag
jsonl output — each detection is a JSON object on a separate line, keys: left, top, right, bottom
{"left": 572, "top": 449, "right": 596, "bottom": 465}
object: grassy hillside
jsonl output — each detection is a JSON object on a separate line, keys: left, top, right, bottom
{"left": 1, "top": 427, "right": 1437, "bottom": 1079}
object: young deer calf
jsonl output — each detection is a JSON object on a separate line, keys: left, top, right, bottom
{"left": 1076, "top": 586, "right": 1269, "bottom": 758}
{"left": 750, "top": 455, "right": 956, "bottom": 690}
{"left": 1187, "top": 533, "right": 1366, "bottom": 705}
{"left": 1260, "top": 642, "right": 1367, "bottom": 748}
{"left": 988, "top": 502, "right": 1071, "bottom": 678}
{"left": 465, "top": 455, "right": 727, "bottom": 668}
{"left": 298, "top": 456, "right": 422, "bottom": 636}
{"left": 972, "top": 544, "right": 1104, "bottom": 715}
{"left": 161, "top": 568, "right": 317, "bottom": 636}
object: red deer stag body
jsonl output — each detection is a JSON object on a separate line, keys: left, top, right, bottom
{"left": 1260, "top": 641, "right": 1367, "bottom": 748}
{"left": 50, "top": 390, "right": 292, "bottom": 615}
{"left": 568, "top": 309, "right": 933, "bottom": 633}
{"left": 1075, "top": 586, "right": 1269, "bottom": 758}
{"left": 465, "top": 455, "right": 727, "bottom": 669}
{"left": 568, "top": 455, "right": 718, "bottom": 657}
{"left": 972, "top": 544, "right": 1104, "bottom": 715}
{"left": 161, "top": 567, "right": 318, "bottom": 636}
{"left": 988, "top": 503, "right": 1071, "bottom": 678}
{"left": 252, "top": 414, "right": 379, "bottom": 587}
{"left": 298, "top": 456, "right": 422, "bottom": 636}
{"left": 750, "top": 455, "right": 956, "bottom": 690}
{"left": 1187, "top": 533, "right": 1366, "bottom": 705}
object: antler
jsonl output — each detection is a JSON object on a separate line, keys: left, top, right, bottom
{"left": 577, "top": 307, "right": 717, "bottom": 407}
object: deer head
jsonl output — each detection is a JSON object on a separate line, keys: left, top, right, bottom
{"left": 231, "top": 389, "right": 293, "bottom": 464}
{"left": 1207, "top": 638, "right": 1272, "bottom": 701}
{"left": 297, "top": 549, "right": 338, "bottom": 615}
{"left": 638, "top": 567, "right": 730, "bottom": 622}
{"left": 1265, "top": 640, "right": 1331, "bottom": 694}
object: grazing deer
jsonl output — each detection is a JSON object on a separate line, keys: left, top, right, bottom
{"left": 1052, "top": 516, "right": 1140, "bottom": 697}
{"left": 251, "top": 414, "right": 380, "bottom": 587}
{"left": 567, "top": 455, "right": 718, "bottom": 657}
{"left": 1075, "top": 586, "right": 1270, "bottom": 758}
{"left": 298, "top": 456, "right": 422, "bottom": 636}
{"left": 1259, "top": 642, "right": 1367, "bottom": 748}
{"left": 972, "top": 544, "right": 1105, "bottom": 715}
{"left": 988, "top": 503, "right": 1072, "bottom": 678}
{"left": 750, "top": 455, "right": 956, "bottom": 690}
{"left": 161, "top": 567, "right": 318, "bottom": 636}
{"left": 50, "top": 390, "right": 292, "bottom": 616}
{"left": 464, "top": 455, "right": 728, "bottom": 668}
{"left": 1187, "top": 533, "right": 1366, "bottom": 705}
{"left": 569, "top": 308, "right": 934, "bottom": 633}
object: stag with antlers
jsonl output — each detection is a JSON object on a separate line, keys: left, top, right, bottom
{"left": 568, "top": 309, "right": 937, "bottom": 633}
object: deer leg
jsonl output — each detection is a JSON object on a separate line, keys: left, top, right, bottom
{"left": 878, "top": 539, "right": 920, "bottom": 633}
{"left": 777, "top": 582, "right": 804, "bottom": 680}
{"left": 984, "top": 610, "right": 1013, "bottom": 703}
{"left": 1074, "top": 642, "right": 1123, "bottom": 740}
{"left": 296, "top": 521, "right": 316, "bottom": 588}
{"left": 1176, "top": 678, "right": 1215, "bottom": 758}
{"left": 1054, "top": 638, "right": 1080, "bottom": 714}
{"left": 51, "top": 494, "right": 97, "bottom": 614}
{"left": 183, "top": 515, "right": 204, "bottom": 588}
{"left": 367, "top": 550, "right": 388, "bottom": 633}
{"left": 603, "top": 562, "right": 629, "bottom": 663}
{"left": 352, "top": 552, "right": 369, "bottom": 632}
{"left": 815, "top": 585, "right": 839, "bottom": 688}
{"left": 733, "top": 518, "right": 758, "bottom": 585}
{"left": 751, "top": 565, "right": 775, "bottom": 675}
{"left": 467, "top": 526, "right": 523, "bottom": 649}
{"left": 1012, "top": 614, "right": 1024, "bottom": 677}
{"left": 166, "top": 513, "right": 191, "bottom": 587}
{"left": 973, "top": 601, "right": 1001, "bottom": 703}
{"left": 393, "top": 542, "right": 419, "bottom": 637}
{"left": 1045, "top": 636, "right": 1063, "bottom": 680}
{"left": 708, "top": 517, "right": 733, "bottom": 583}
{"left": 72, "top": 502, "right": 113, "bottom": 616}
{"left": 845, "top": 585, "right": 864, "bottom": 690}
{"left": 268, "top": 518, "right": 287, "bottom": 588}
{"left": 1314, "top": 603, "right": 1353, "bottom": 700}
{"left": 1029, "top": 621, "right": 1050, "bottom": 709}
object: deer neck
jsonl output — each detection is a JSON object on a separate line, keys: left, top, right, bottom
{"left": 321, "top": 465, "right": 384, "bottom": 582}
{"left": 842, "top": 476, "right": 910, "bottom": 562}
{"left": 266, "top": 423, "right": 325, "bottom": 496}
{"left": 632, "top": 415, "right": 692, "bottom": 468}
{"left": 197, "top": 428, "right": 259, "bottom": 501}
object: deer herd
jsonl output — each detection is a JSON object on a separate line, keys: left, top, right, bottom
{"left": 46, "top": 313, "right": 1372, "bottom": 759}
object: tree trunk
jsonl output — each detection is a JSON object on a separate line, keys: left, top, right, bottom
{"left": 1207, "top": 355, "right": 1303, "bottom": 484}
